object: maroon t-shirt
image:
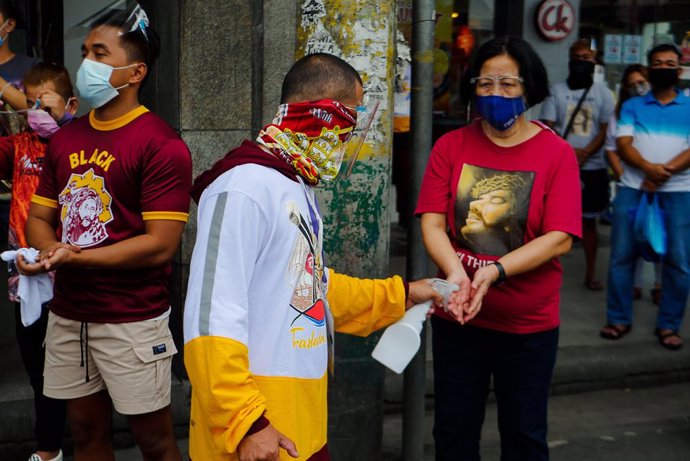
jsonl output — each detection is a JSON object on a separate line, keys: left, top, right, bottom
{"left": 415, "top": 121, "right": 582, "bottom": 334}
{"left": 33, "top": 106, "right": 192, "bottom": 322}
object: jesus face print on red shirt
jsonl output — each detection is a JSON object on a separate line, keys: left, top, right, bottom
{"left": 58, "top": 168, "right": 113, "bottom": 247}
{"left": 454, "top": 164, "right": 535, "bottom": 257}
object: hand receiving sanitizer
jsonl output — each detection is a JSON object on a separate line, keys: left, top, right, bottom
{"left": 372, "top": 278, "right": 459, "bottom": 374}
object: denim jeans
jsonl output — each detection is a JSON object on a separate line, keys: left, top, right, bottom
{"left": 431, "top": 316, "right": 559, "bottom": 461}
{"left": 606, "top": 186, "right": 690, "bottom": 331}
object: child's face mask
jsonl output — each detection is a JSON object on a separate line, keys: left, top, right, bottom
{"left": 27, "top": 109, "right": 60, "bottom": 138}
{"left": 27, "top": 99, "right": 73, "bottom": 138}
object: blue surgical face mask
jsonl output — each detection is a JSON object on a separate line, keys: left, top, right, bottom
{"left": 475, "top": 95, "right": 527, "bottom": 131}
{"left": 76, "top": 58, "right": 137, "bottom": 108}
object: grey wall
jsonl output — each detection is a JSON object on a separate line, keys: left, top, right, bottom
{"left": 523, "top": 0, "right": 581, "bottom": 86}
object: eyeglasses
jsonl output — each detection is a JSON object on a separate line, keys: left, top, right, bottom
{"left": 470, "top": 75, "right": 524, "bottom": 95}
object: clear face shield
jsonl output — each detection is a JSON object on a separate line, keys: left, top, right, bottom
{"left": 339, "top": 99, "right": 380, "bottom": 179}
{"left": 65, "top": 0, "right": 149, "bottom": 41}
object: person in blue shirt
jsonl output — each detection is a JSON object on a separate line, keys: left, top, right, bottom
{"left": 602, "top": 44, "right": 690, "bottom": 350}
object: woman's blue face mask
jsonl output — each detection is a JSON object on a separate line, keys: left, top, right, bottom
{"left": 475, "top": 95, "right": 527, "bottom": 131}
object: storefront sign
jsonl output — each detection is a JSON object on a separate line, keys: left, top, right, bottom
{"left": 604, "top": 34, "right": 622, "bottom": 64}
{"left": 623, "top": 34, "right": 643, "bottom": 64}
{"left": 535, "top": 0, "right": 574, "bottom": 41}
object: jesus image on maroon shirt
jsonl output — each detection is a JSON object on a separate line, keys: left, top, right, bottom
{"left": 455, "top": 165, "right": 535, "bottom": 257}
{"left": 58, "top": 168, "right": 113, "bottom": 247}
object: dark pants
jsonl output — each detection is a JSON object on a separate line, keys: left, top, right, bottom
{"left": 15, "top": 302, "right": 67, "bottom": 452}
{"left": 431, "top": 316, "right": 559, "bottom": 461}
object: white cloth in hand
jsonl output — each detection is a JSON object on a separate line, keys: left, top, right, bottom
{"left": 0, "top": 248, "right": 53, "bottom": 326}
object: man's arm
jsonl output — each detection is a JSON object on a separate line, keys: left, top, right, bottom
{"left": 617, "top": 136, "right": 672, "bottom": 184}
{"left": 327, "top": 272, "right": 443, "bottom": 336}
{"left": 41, "top": 219, "right": 186, "bottom": 271}
{"left": 576, "top": 122, "right": 607, "bottom": 166}
{"left": 0, "top": 76, "right": 29, "bottom": 110}
{"left": 664, "top": 148, "right": 690, "bottom": 175}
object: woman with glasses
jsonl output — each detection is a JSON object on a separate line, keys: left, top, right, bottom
{"left": 415, "top": 36, "right": 582, "bottom": 460}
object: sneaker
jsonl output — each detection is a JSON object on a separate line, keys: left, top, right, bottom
{"left": 28, "top": 451, "right": 63, "bottom": 461}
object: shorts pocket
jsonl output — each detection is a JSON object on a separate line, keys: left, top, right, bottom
{"left": 131, "top": 335, "right": 178, "bottom": 397}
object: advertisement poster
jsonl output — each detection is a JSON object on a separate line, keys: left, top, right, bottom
{"left": 603, "top": 34, "right": 622, "bottom": 64}
{"left": 623, "top": 34, "right": 643, "bottom": 65}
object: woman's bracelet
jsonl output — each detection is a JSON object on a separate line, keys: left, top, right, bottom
{"left": 491, "top": 261, "right": 507, "bottom": 286}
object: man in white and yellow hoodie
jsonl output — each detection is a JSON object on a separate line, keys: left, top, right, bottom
{"left": 183, "top": 53, "right": 445, "bottom": 461}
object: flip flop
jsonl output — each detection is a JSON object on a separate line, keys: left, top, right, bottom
{"left": 600, "top": 324, "right": 631, "bottom": 340}
{"left": 655, "top": 329, "right": 682, "bottom": 351}
{"left": 585, "top": 279, "right": 604, "bottom": 291}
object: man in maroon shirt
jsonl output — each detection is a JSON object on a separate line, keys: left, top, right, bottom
{"left": 19, "top": 6, "right": 190, "bottom": 461}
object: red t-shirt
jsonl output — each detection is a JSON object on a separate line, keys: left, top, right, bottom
{"left": 415, "top": 121, "right": 582, "bottom": 333}
{"left": 0, "top": 132, "right": 49, "bottom": 301}
{"left": 33, "top": 106, "right": 192, "bottom": 322}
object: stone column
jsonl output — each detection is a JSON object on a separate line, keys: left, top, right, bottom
{"left": 296, "top": 1, "right": 396, "bottom": 459}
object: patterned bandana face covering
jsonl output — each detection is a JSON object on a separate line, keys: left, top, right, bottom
{"left": 257, "top": 99, "right": 357, "bottom": 185}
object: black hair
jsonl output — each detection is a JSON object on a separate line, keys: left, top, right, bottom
{"left": 23, "top": 62, "right": 75, "bottom": 101}
{"left": 281, "top": 53, "right": 363, "bottom": 104}
{"left": 91, "top": 9, "right": 160, "bottom": 84}
{"left": 615, "top": 64, "right": 648, "bottom": 117}
{"left": 647, "top": 43, "right": 681, "bottom": 64}
{"left": 461, "top": 36, "right": 549, "bottom": 108}
{"left": 0, "top": 0, "right": 17, "bottom": 21}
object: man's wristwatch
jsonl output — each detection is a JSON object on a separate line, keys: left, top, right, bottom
{"left": 491, "top": 261, "right": 507, "bottom": 286}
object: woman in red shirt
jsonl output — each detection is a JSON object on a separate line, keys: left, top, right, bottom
{"left": 416, "top": 36, "right": 582, "bottom": 460}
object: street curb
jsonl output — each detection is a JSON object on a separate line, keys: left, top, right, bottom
{"left": 382, "top": 341, "right": 690, "bottom": 412}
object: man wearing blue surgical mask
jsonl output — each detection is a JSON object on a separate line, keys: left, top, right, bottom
{"left": 540, "top": 39, "right": 615, "bottom": 292}
{"left": 19, "top": 5, "right": 191, "bottom": 460}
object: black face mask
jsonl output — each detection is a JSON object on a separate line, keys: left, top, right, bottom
{"left": 567, "top": 60, "right": 595, "bottom": 90}
{"left": 648, "top": 68, "right": 679, "bottom": 89}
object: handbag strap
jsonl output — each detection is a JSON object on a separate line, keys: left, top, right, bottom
{"left": 561, "top": 84, "right": 592, "bottom": 139}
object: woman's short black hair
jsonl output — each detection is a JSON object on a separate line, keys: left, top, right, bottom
{"left": 461, "top": 36, "right": 549, "bottom": 108}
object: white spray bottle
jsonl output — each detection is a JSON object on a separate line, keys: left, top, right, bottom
{"left": 372, "top": 279, "right": 458, "bottom": 374}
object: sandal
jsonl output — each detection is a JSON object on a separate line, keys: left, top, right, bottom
{"left": 600, "top": 324, "right": 631, "bottom": 340}
{"left": 650, "top": 288, "right": 661, "bottom": 306}
{"left": 585, "top": 279, "right": 604, "bottom": 291}
{"left": 655, "top": 328, "right": 682, "bottom": 350}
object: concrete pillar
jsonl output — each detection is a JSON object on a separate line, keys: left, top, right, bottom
{"left": 296, "top": 1, "right": 396, "bottom": 459}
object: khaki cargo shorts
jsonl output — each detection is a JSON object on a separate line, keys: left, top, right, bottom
{"left": 43, "top": 311, "right": 177, "bottom": 415}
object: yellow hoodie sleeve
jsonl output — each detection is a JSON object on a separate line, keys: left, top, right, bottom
{"left": 327, "top": 271, "right": 406, "bottom": 337}
{"left": 185, "top": 336, "right": 267, "bottom": 457}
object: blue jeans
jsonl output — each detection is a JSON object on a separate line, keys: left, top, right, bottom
{"left": 606, "top": 186, "right": 690, "bottom": 331}
{"left": 431, "top": 317, "right": 559, "bottom": 461}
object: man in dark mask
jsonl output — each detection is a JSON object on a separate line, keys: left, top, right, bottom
{"left": 540, "top": 39, "right": 614, "bottom": 292}
{"left": 603, "top": 43, "right": 690, "bottom": 351}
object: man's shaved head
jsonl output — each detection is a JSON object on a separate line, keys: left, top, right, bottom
{"left": 281, "top": 53, "right": 363, "bottom": 104}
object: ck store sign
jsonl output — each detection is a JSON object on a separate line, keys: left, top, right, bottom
{"left": 535, "top": 0, "right": 575, "bottom": 41}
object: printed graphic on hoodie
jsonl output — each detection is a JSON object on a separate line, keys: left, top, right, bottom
{"left": 286, "top": 201, "right": 327, "bottom": 327}
{"left": 58, "top": 168, "right": 113, "bottom": 247}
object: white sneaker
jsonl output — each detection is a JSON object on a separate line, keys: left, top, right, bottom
{"left": 28, "top": 450, "right": 63, "bottom": 461}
